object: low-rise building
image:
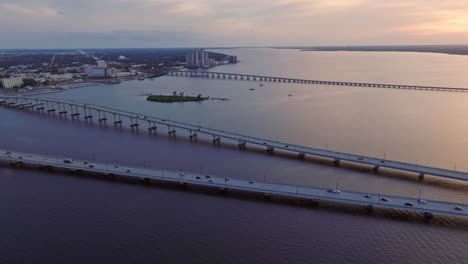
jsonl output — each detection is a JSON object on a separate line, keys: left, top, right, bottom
{"left": 1, "top": 77, "right": 24, "bottom": 89}
{"left": 85, "top": 67, "right": 113, "bottom": 78}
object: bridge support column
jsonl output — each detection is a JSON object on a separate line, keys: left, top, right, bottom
{"left": 373, "top": 166, "right": 380, "bottom": 173}
{"left": 238, "top": 141, "right": 246, "bottom": 149}
{"left": 70, "top": 105, "right": 80, "bottom": 118}
{"left": 84, "top": 107, "right": 93, "bottom": 120}
{"left": 366, "top": 205, "right": 374, "bottom": 213}
{"left": 189, "top": 130, "right": 197, "bottom": 140}
{"left": 130, "top": 117, "right": 139, "bottom": 129}
{"left": 57, "top": 103, "right": 66, "bottom": 116}
{"left": 212, "top": 135, "right": 221, "bottom": 144}
{"left": 168, "top": 126, "right": 176, "bottom": 136}
{"left": 298, "top": 153, "right": 305, "bottom": 159}
{"left": 333, "top": 159, "right": 340, "bottom": 166}
{"left": 266, "top": 147, "right": 274, "bottom": 154}
{"left": 148, "top": 121, "right": 157, "bottom": 132}
{"left": 423, "top": 212, "right": 434, "bottom": 220}
{"left": 113, "top": 114, "right": 122, "bottom": 126}
{"left": 98, "top": 111, "right": 107, "bottom": 123}
{"left": 418, "top": 173, "right": 425, "bottom": 180}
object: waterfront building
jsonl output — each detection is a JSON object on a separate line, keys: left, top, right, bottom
{"left": 1, "top": 77, "right": 24, "bottom": 89}
{"left": 186, "top": 49, "right": 210, "bottom": 68}
{"left": 85, "top": 67, "right": 113, "bottom": 78}
{"left": 226, "top": 55, "right": 238, "bottom": 64}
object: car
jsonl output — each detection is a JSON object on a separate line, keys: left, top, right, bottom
{"left": 417, "top": 199, "right": 427, "bottom": 204}
{"left": 196, "top": 176, "right": 201, "bottom": 179}
{"left": 405, "top": 202, "right": 414, "bottom": 207}
{"left": 364, "top": 194, "right": 371, "bottom": 198}
{"left": 205, "top": 175, "right": 211, "bottom": 179}
{"left": 381, "top": 198, "right": 389, "bottom": 202}
{"left": 89, "top": 165, "right": 94, "bottom": 168}
{"left": 126, "top": 170, "right": 131, "bottom": 173}
{"left": 63, "top": 159, "right": 73, "bottom": 164}
{"left": 225, "top": 178, "right": 230, "bottom": 181}
{"left": 249, "top": 181, "right": 254, "bottom": 184}
{"left": 179, "top": 173, "right": 185, "bottom": 176}
{"left": 5, "top": 151, "right": 11, "bottom": 155}
{"left": 454, "top": 206, "right": 463, "bottom": 211}
{"left": 83, "top": 161, "right": 88, "bottom": 164}
{"left": 115, "top": 166, "right": 119, "bottom": 168}
{"left": 209, "top": 180, "right": 214, "bottom": 183}
{"left": 327, "top": 189, "right": 341, "bottom": 194}
{"left": 380, "top": 160, "right": 386, "bottom": 163}
{"left": 357, "top": 157, "right": 363, "bottom": 160}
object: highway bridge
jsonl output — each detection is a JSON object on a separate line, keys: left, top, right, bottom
{"left": 1, "top": 149, "right": 467, "bottom": 219}
{"left": 2, "top": 95, "right": 468, "bottom": 183}
{"left": 167, "top": 70, "right": 468, "bottom": 92}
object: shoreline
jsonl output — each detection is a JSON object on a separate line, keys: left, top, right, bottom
{"left": 273, "top": 45, "right": 468, "bottom": 56}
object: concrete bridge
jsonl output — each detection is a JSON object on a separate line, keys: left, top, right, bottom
{"left": 1, "top": 149, "right": 467, "bottom": 219}
{"left": 2, "top": 95, "right": 468, "bottom": 183}
{"left": 167, "top": 70, "right": 468, "bottom": 92}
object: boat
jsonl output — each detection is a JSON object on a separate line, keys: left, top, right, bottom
{"left": 259, "top": 83, "right": 264, "bottom": 86}
{"left": 249, "top": 88, "right": 255, "bottom": 91}
{"left": 138, "top": 76, "right": 145, "bottom": 81}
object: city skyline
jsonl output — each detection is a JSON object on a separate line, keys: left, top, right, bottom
{"left": 1, "top": 0, "right": 468, "bottom": 48}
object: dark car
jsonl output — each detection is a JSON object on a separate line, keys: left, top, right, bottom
{"left": 405, "top": 202, "right": 414, "bottom": 207}
{"left": 381, "top": 198, "right": 389, "bottom": 202}
{"left": 63, "top": 159, "right": 73, "bottom": 164}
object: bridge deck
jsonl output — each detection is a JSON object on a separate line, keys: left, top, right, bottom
{"left": 1, "top": 149, "right": 467, "bottom": 218}
{"left": 2, "top": 96, "right": 468, "bottom": 183}
{"left": 169, "top": 70, "right": 468, "bottom": 92}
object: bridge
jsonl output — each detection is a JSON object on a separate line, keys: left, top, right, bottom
{"left": 2, "top": 95, "right": 468, "bottom": 183}
{"left": 1, "top": 149, "right": 467, "bottom": 219}
{"left": 167, "top": 70, "right": 468, "bottom": 92}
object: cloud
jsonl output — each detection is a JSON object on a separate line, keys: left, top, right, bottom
{"left": 0, "top": 2, "right": 62, "bottom": 17}
{"left": 1, "top": 0, "right": 468, "bottom": 48}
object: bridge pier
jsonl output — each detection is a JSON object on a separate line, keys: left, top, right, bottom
{"left": 84, "top": 107, "right": 93, "bottom": 120}
{"left": 266, "top": 146, "right": 274, "bottom": 154}
{"left": 373, "top": 166, "right": 380, "bottom": 173}
{"left": 333, "top": 159, "right": 341, "bottom": 166}
{"left": 189, "top": 130, "right": 197, "bottom": 140}
{"left": 130, "top": 117, "right": 139, "bottom": 129}
{"left": 168, "top": 126, "right": 176, "bottom": 136}
{"left": 298, "top": 153, "right": 306, "bottom": 159}
{"left": 424, "top": 212, "right": 434, "bottom": 220}
{"left": 419, "top": 173, "right": 425, "bottom": 180}
{"left": 98, "top": 111, "right": 107, "bottom": 123}
{"left": 113, "top": 114, "right": 122, "bottom": 126}
{"left": 212, "top": 135, "right": 221, "bottom": 144}
{"left": 147, "top": 121, "right": 157, "bottom": 132}
{"left": 238, "top": 141, "right": 246, "bottom": 149}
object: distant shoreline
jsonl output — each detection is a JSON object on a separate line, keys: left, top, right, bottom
{"left": 275, "top": 45, "right": 468, "bottom": 56}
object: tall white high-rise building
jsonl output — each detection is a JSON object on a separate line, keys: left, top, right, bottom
{"left": 186, "top": 49, "right": 210, "bottom": 68}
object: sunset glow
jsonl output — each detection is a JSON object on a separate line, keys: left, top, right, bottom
{"left": 0, "top": 0, "right": 468, "bottom": 47}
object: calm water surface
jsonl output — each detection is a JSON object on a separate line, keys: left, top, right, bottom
{"left": 1, "top": 48, "right": 468, "bottom": 263}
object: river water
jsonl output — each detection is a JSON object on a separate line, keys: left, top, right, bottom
{"left": 1, "top": 48, "right": 467, "bottom": 263}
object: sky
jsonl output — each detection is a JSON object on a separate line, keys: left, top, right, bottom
{"left": 1, "top": 0, "right": 468, "bottom": 48}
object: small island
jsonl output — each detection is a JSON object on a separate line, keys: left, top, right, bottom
{"left": 147, "top": 91, "right": 209, "bottom": 103}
